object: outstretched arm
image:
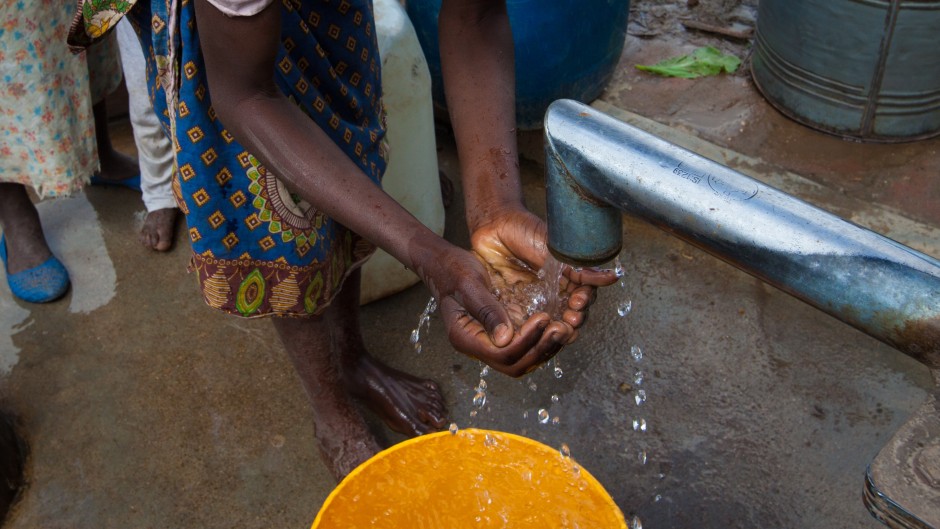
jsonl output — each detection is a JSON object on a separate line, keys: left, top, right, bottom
{"left": 192, "top": 0, "right": 565, "bottom": 375}
{"left": 438, "top": 0, "right": 618, "bottom": 342}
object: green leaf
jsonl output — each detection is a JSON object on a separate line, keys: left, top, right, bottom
{"left": 635, "top": 46, "right": 741, "bottom": 79}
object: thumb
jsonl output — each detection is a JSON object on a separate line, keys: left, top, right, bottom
{"left": 459, "top": 286, "right": 514, "bottom": 347}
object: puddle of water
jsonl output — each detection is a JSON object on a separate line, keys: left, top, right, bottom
{"left": 36, "top": 193, "right": 116, "bottom": 314}
{"left": 0, "top": 193, "right": 114, "bottom": 374}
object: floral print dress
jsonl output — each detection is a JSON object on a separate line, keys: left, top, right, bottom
{"left": 0, "top": 0, "right": 122, "bottom": 197}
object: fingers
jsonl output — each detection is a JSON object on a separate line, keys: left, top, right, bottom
{"left": 564, "top": 265, "right": 620, "bottom": 287}
{"left": 444, "top": 307, "right": 574, "bottom": 377}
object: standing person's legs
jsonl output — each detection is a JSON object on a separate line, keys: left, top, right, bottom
{"left": 0, "top": 183, "right": 69, "bottom": 302}
{"left": 272, "top": 313, "right": 381, "bottom": 481}
{"left": 116, "top": 20, "right": 179, "bottom": 251}
{"left": 88, "top": 33, "right": 140, "bottom": 185}
{"left": 331, "top": 269, "right": 448, "bottom": 436}
{"left": 0, "top": 184, "right": 51, "bottom": 274}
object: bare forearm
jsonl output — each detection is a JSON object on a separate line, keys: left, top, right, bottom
{"left": 194, "top": 0, "right": 447, "bottom": 271}
{"left": 439, "top": 0, "right": 524, "bottom": 232}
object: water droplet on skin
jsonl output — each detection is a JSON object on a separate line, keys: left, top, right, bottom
{"left": 635, "top": 389, "right": 647, "bottom": 406}
{"left": 553, "top": 366, "right": 564, "bottom": 378}
{"left": 449, "top": 423, "right": 459, "bottom": 435}
{"left": 638, "top": 450, "right": 647, "bottom": 465}
{"left": 632, "top": 418, "right": 647, "bottom": 432}
{"left": 552, "top": 416, "right": 560, "bottom": 425}
{"left": 473, "top": 391, "right": 486, "bottom": 408}
{"left": 631, "top": 345, "right": 643, "bottom": 361}
{"left": 551, "top": 394, "right": 559, "bottom": 403}
{"left": 617, "top": 300, "right": 632, "bottom": 317}
{"left": 560, "top": 443, "right": 571, "bottom": 458}
{"left": 538, "top": 409, "right": 550, "bottom": 424}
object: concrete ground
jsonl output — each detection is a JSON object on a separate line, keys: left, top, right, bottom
{"left": 2, "top": 5, "right": 939, "bottom": 529}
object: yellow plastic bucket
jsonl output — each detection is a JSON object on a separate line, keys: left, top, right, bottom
{"left": 312, "top": 428, "right": 627, "bottom": 528}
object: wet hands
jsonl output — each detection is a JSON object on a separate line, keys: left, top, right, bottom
{"left": 406, "top": 231, "right": 564, "bottom": 377}
{"left": 469, "top": 209, "right": 620, "bottom": 373}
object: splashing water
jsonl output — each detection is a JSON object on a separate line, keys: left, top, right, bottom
{"left": 449, "top": 423, "right": 459, "bottom": 435}
{"left": 410, "top": 297, "right": 438, "bottom": 353}
{"left": 631, "top": 345, "right": 643, "bottom": 362}
{"left": 538, "top": 409, "right": 550, "bottom": 424}
{"left": 559, "top": 443, "right": 571, "bottom": 458}
{"left": 617, "top": 299, "right": 633, "bottom": 317}
{"left": 490, "top": 254, "right": 570, "bottom": 325}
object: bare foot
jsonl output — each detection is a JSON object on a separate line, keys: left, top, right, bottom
{"left": 313, "top": 409, "right": 384, "bottom": 481}
{"left": 344, "top": 353, "right": 448, "bottom": 437}
{"left": 139, "top": 208, "right": 179, "bottom": 251}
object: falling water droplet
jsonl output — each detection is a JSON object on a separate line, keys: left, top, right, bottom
{"left": 477, "top": 379, "right": 487, "bottom": 391}
{"left": 551, "top": 394, "right": 559, "bottom": 403}
{"left": 559, "top": 443, "right": 571, "bottom": 458}
{"left": 413, "top": 342, "right": 422, "bottom": 354}
{"left": 634, "top": 389, "right": 647, "bottom": 406}
{"left": 538, "top": 409, "right": 550, "bottom": 424}
{"left": 449, "top": 423, "right": 459, "bottom": 435}
{"left": 633, "top": 370, "right": 644, "bottom": 385}
{"left": 409, "top": 329, "right": 419, "bottom": 345}
{"left": 480, "top": 365, "right": 490, "bottom": 377}
{"left": 632, "top": 418, "right": 647, "bottom": 432}
{"left": 617, "top": 300, "right": 633, "bottom": 317}
{"left": 654, "top": 494, "right": 662, "bottom": 502}
{"left": 630, "top": 515, "right": 643, "bottom": 529}
{"left": 528, "top": 380, "right": 538, "bottom": 392}
{"left": 552, "top": 416, "right": 560, "bottom": 425}
{"left": 553, "top": 366, "right": 564, "bottom": 379}
{"left": 638, "top": 450, "right": 647, "bottom": 465}
{"left": 631, "top": 345, "right": 643, "bottom": 361}
{"left": 470, "top": 409, "right": 478, "bottom": 418}
{"left": 472, "top": 391, "right": 486, "bottom": 408}
{"left": 523, "top": 410, "right": 529, "bottom": 419}
{"left": 614, "top": 258, "right": 625, "bottom": 278}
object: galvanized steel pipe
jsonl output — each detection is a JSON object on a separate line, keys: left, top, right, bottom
{"left": 545, "top": 99, "right": 940, "bottom": 368}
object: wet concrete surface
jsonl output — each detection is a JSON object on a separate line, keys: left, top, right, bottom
{"left": 3, "top": 10, "right": 940, "bottom": 529}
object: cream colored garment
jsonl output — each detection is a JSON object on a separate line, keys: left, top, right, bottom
{"left": 206, "top": 0, "right": 274, "bottom": 17}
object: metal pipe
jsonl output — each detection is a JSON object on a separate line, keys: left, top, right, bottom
{"left": 545, "top": 99, "right": 940, "bottom": 369}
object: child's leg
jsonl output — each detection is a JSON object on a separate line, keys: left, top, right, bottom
{"left": 116, "top": 19, "right": 178, "bottom": 251}
{"left": 331, "top": 269, "right": 448, "bottom": 436}
{"left": 272, "top": 314, "right": 381, "bottom": 481}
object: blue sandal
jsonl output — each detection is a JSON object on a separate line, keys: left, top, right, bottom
{"left": 89, "top": 174, "right": 141, "bottom": 192}
{"left": 0, "top": 235, "right": 70, "bottom": 303}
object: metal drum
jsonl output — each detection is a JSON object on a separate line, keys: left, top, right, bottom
{"left": 751, "top": 0, "right": 940, "bottom": 143}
